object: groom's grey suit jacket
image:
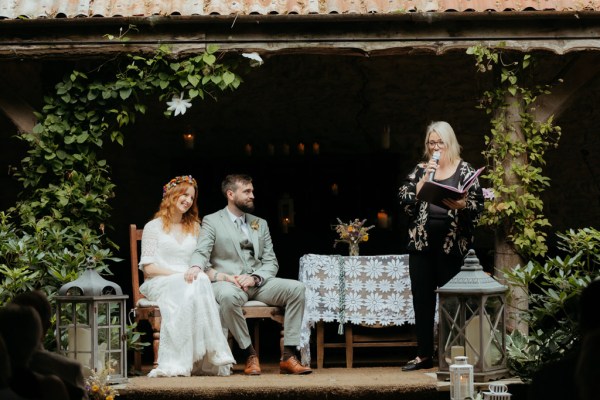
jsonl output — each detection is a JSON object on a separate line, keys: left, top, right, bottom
{"left": 190, "top": 207, "right": 278, "bottom": 283}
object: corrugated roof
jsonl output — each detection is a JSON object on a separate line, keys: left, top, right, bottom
{"left": 0, "top": 0, "right": 597, "bottom": 20}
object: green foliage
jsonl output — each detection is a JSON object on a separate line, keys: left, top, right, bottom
{"left": 502, "top": 227, "right": 600, "bottom": 381}
{"left": 1, "top": 38, "right": 258, "bottom": 355}
{"left": 467, "top": 44, "right": 561, "bottom": 258}
{"left": 126, "top": 322, "right": 150, "bottom": 352}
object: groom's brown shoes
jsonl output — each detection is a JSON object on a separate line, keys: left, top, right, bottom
{"left": 244, "top": 355, "right": 261, "bottom": 375}
{"left": 279, "top": 355, "right": 312, "bottom": 375}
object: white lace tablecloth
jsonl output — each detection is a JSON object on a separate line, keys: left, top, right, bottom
{"left": 298, "top": 254, "right": 415, "bottom": 365}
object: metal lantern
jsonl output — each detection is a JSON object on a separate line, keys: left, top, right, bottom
{"left": 436, "top": 249, "right": 509, "bottom": 382}
{"left": 55, "top": 258, "right": 128, "bottom": 384}
{"left": 449, "top": 356, "right": 474, "bottom": 400}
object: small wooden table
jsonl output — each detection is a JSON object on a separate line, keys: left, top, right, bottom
{"left": 299, "top": 254, "right": 417, "bottom": 368}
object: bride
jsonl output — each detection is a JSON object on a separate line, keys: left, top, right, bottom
{"left": 139, "top": 175, "right": 235, "bottom": 377}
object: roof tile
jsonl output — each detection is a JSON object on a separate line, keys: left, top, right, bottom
{"left": 0, "top": 0, "right": 596, "bottom": 20}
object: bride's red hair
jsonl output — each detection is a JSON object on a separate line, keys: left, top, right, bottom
{"left": 154, "top": 181, "right": 200, "bottom": 235}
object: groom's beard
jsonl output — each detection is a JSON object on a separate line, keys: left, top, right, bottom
{"left": 235, "top": 199, "right": 255, "bottom": 214}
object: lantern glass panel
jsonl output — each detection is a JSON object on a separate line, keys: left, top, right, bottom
{"left": 109, "top": 353, "right": 123, "bottom": 376}
{"left": 441, "top": 297, "right": 463, "bottom": 365}
{"left": 485, "top": 295, "right": 506, "bottom": 368}
{"left": 56, "top": 301, "right": 94, "bottom": 370}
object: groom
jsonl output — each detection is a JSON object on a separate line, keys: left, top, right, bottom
{"left": 188, "top": 174, "right": 311, "bottom": 375}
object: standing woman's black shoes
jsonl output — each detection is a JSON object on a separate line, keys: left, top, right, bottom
{"left": 401, "top": 357, "right": 434, "bottom": 371}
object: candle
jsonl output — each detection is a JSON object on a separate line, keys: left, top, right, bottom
{"left": 182, "top": 133, "right": 195, "bottom": 149}
{"left": 68, "top": 325, "right": 92, "bottom": 369}
{"left": 466, "top": 315, "right": 492, "bottom": 367}
{"left": 297, "top": 142, "right": 305, "bottom": 155}
{"left": 459, "top": 375, "right": 469, "bottom": 400}
{"left": 244, "top": 143, "right": 252, "bottom": 156}
{"left": 282, "top": 143, "right": 290, "bottom": 156}
{"left": 377, "top": 210, "right": 389, "bottom": 229}
{"left": 282, "top": 217, "right": 289, "bottom": 234}
{"left": 312, "top": 142, "right": 320, "bottom": 155}
{"left": 267, "top": 143, "right": 275, "bottom": 156}
{"left": 331, "top": 183, "right": 339, "bottom": 196}
{"left": 451, "top": 346, "right": 465, "bottom": 364}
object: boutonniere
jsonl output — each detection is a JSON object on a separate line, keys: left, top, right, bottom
{"left": 250, "top": 220, "right": 260, "bottom": 231}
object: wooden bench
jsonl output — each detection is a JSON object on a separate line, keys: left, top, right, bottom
{"left": 129, "top": 224, "right": 284, "bottom": 371}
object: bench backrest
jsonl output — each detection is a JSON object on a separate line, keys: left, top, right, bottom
{"left": 129, "top": 224, "right": 145, "bottom": 306}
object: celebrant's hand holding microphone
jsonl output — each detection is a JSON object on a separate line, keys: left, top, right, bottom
{"left": 427, "top": 151, "right": 441, "bottom": 181}
{"left": 417, "top": 150, "right": 441, "bottom": 193}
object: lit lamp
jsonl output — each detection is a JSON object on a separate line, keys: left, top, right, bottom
{"left": 278, "top": 193, "right": 294, "bottom": 234}
{"left": 436, "top": 249, "right": 509, "bottom": 382}
{"left": 331, "top": 183, "right": 339, "bottom": 196}
{"left": 377, "top": 210, "right": 389, "bottom": 229}
{"left": 182, "top": 132, "right": 195, "bottom": 149}
{"left": 450, "top": 356, "right": 474, "bottom": 400}
{"left": 55, "top": 257, "right": 129, "bottom": 384}
{"left": 312, "top": 142, "right": 320, "bottom": 155}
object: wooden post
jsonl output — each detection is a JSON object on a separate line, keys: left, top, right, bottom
{"left": 493, "top": 95, "right": 529, "bottom": 334}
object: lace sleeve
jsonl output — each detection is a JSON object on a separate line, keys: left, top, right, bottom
{"left": 139, "top": 219, "right": 161, "bottom": 271}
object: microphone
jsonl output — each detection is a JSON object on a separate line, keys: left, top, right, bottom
{"left": 429, "top": 151, "right": 441, "bottom": 181}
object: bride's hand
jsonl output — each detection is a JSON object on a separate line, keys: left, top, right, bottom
{"left": 184, "top": 266, "right": 201, "bottom": 283}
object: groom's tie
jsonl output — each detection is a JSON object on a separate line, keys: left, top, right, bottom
{"left": 235, "top": 217, "right": 248, "bottom": 238}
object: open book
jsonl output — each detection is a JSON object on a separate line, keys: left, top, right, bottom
{"left": 417, "top": 166, "right": 485, "bottom": 209}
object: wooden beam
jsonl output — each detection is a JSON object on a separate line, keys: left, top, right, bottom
{"left": 0, "top": 93, "right": 36, "bottom": 133}
{"left": 0, "top": 63, "right": 40, "bottom": 133}
{"left": 535, "top": 54, "right": 600, "bottom": 122}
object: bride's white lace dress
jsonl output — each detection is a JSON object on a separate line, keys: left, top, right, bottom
{"left": 139, "top": 218, "right": 235, "bottom": 377}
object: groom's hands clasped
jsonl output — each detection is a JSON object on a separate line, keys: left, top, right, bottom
{"left": 235, "top": 274, "right": 256, "bottom": 292}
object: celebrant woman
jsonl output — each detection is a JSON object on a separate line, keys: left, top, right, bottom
{"left": 398, "top": 121, "right": 484, "bottom": 371}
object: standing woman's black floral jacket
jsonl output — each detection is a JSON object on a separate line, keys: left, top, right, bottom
{"left": 398, "top": 160, "right": 484, "bottom": 257}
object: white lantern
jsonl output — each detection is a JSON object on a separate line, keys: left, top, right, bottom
{"left": 55, "top": 258, "right": 128, "bottom": 384}
{"left": 450, "top": 356, "right": 474, "bottom": 400}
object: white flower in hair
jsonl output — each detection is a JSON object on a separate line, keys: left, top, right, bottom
{"left": 166, "top": 92, "right": 192, "bottom": 116}
{"left": 242, "top": 52, "right": 264, "bottom": 67}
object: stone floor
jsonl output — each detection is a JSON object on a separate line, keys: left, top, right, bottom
{"left": 118, "top": 352, "right": 527, "bottom": 400}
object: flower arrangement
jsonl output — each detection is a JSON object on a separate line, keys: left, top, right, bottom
{"left": 333, "top": 218, "right": 374, "bottom": 256}
{"left": 85, "top": 366, "right": 119, "bottom": 400}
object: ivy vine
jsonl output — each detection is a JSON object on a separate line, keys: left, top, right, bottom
{"left": 468, "top": 45, "right": 561, "bottom": 258}
{"left": 0, "top": 40, "right": 257, "bottom": 318}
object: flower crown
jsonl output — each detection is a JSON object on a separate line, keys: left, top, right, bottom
{"left": 163, "top": 175, "right": 197, "bottom": 198}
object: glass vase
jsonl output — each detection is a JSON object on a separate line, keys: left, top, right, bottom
{"left": 349, "top": 242, "right": 360, "bottom": 256}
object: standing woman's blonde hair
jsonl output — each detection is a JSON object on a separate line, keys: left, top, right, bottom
{"left": 422, "top": 121, "right": 462, "bottom": 165}
{"left": 154, "top": 175, "right": 200, "bottom": 235}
